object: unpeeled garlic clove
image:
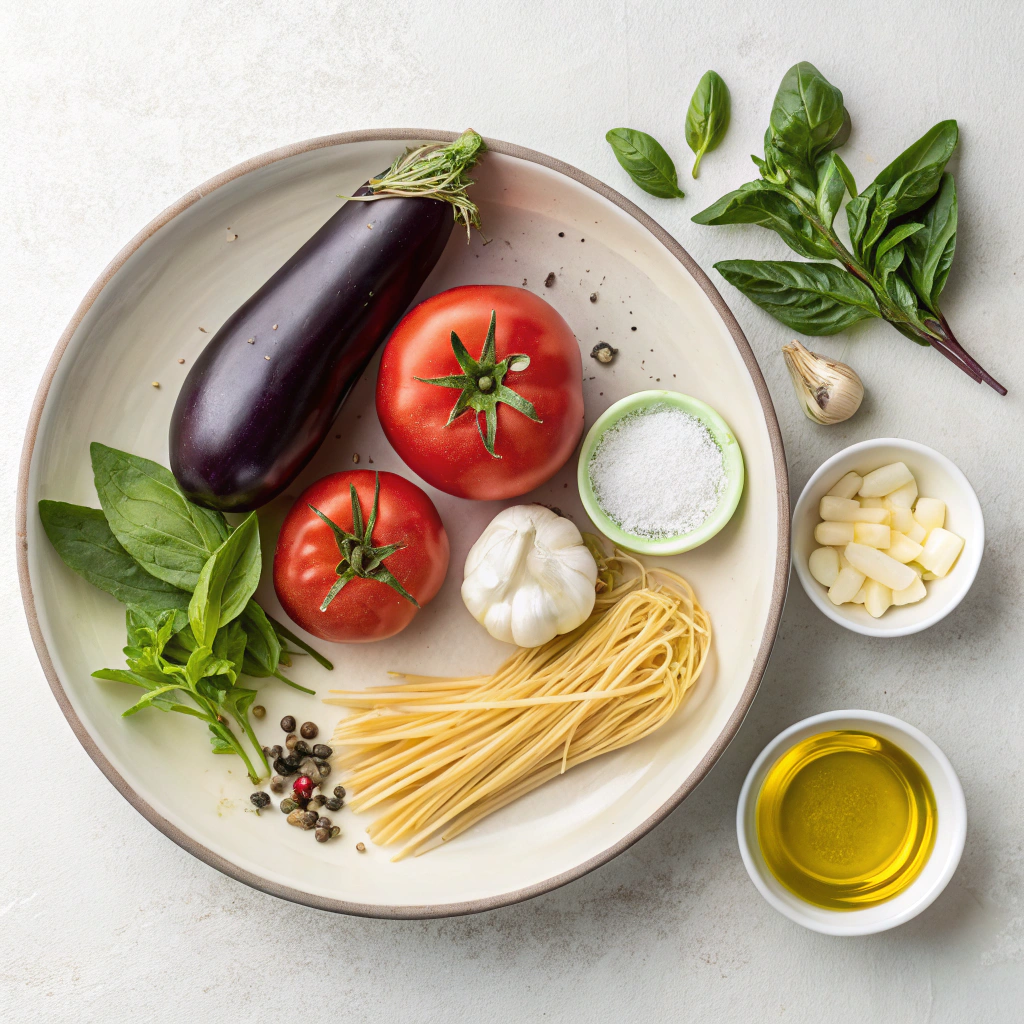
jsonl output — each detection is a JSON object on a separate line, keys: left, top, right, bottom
{"left": 782, "top": 340, "right": 864, "bottom": 425}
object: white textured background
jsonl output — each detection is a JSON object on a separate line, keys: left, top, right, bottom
{"left": 2, "top": 1, "right": 1022, "bottom": 1020}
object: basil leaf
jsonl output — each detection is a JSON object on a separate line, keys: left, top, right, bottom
{"left": 862, "top": 121, "right": 958, "bottom": 249}
{"left": 239, "top": 600, "right": 282, "bottom": 677}
{"left": 692, "top": 180, "right": 834, "bottom": 259}
{"left": 875, "top": 242, "right": 906, "bottom": 293}
{"left": 875, "top": 222, "right": 925, "bottom": 266}
{"left": 904, "top": 172, "right": 957, "bottom": 312}
{"left": 714, "top": 259, "right": 880, "bottom": 335}
{"left": 90, "top": 443, "right": 229, "bottom": 591}
{"left": 38, "top": 500, "right": 192, "bottom": 627}
{"left": 685, "top": 70, "right": 731, "bottom": 178}
{"left": 845, "top": 185, "right": 877, "bottom": 256}
{"left": 814, "top": 153, "right": 849, "bottom": 227}
{"left": 188, "top": 513, "right": 261, "bottom": 647}
{"left": 605, "top": 128, "right": 685, "bottom": 199}
{"left": 885, "top": 269, "right": 921, "bottom": 318}
{"left": 766, "top": 62, "right": 848, "bottom": 188}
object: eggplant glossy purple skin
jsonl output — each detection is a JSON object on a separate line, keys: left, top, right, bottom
{"left": 169, "top": 188, "right": 453, "bottom": 511}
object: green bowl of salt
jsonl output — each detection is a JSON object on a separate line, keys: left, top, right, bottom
{"left": 577, "top": 390, "right": 745, "bottom": 555}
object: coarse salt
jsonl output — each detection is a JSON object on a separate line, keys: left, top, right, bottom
{"left": 589, "top": 404, "right": 727, "bottom": 538}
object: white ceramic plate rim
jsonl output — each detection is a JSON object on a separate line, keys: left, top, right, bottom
{"left": 736, "top": 709, "right": 967, "bottom": 935}
{"left": 17, "top": 129, "right": 790, "bottom": 918}
{"left": 791, "top": 437, "right": 984, "bottom": 637}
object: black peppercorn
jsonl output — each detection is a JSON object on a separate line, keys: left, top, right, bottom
{"left": 293, "top": 739, "right": 310, "bottom": 756}
{"left": 334, "top": 786, "right": 346, "bottom": 799}
{"left": 280, "top": 715, "right": 296, "bottom": 732}
{"left": 300, "top": 810, "right": 318, "bottom": 829}
{"left": 273, "top": 757, "right": 295, "bottom": 777}
{"left": 312, "top": 743, "right": 333, "bottom": 759}
{"left": 590, "top": 342, "right": 617, "bottom": 365}
{"left": 325, "top": 796, "right": 343, "bottom": 812}
{"left": 280, "top": 797, "right": 298, "bottom": 814}
{"left": 299, "top": 721, "right": 318, "bottom": 740}
{"left": 314, "top": 760, "right": 332, "bottom": 779}
{"left": 285, "top": 733, "right": 299, "bottom": 750}
{"left": 307, "top": 794, "right": 326, "bottom": 811}
{"left": 252, "top": 705, "right": 266, "bottom": 719}
{"left": 269, "top": 745, "right": 283, "bottom": 759}
{"left": 283, "top": 751, "right": 303, "bottom": 770}
{"left": 269, "top": 775, "right": 285, "bottom": 794}
{"left": 314, "top": 827, "right": 330, "bottom": 843}
{"left": 250, "top": 791, "right": 271, "bottom": 808}
{"left": 316, "top": 816, "right": 331, "bottom": 829}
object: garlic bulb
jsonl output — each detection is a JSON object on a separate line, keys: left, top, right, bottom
{"left": 782, "top": 340, "right": 864, "bottom": 425}
{"left": 462, "top": 505, "right": 598, "bottom": 648}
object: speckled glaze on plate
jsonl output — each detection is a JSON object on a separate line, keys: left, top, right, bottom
{"left": 17, "top": 130, "right": 789, "bottom": 918}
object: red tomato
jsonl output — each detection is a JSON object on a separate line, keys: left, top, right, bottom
{"left": 273, "top": 470, "right": 449, "bottom": 643}
{"left": 376, "top": 285, "right": 584, "bottom": 500}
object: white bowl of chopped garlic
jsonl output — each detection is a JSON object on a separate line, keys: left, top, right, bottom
{"left": 792, "top": 439, "right": 984, "bottom": 637}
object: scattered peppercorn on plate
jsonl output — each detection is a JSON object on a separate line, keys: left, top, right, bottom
{"left": 19, "top": 132, "right": 788, "bottom": 917}
{"left": 792, "top": 439, "right": 984, "bottom": 638}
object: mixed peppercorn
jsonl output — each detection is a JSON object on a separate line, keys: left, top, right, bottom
{"left": 249, "top": 715, "right": 349, "bottom": 845}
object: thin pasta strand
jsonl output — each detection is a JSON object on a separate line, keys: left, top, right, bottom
{"left": 324, "top": 559, "right": 710, "bottom": 859}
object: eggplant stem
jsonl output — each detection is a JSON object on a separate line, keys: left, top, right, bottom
{"left": 338, "top": 129, "right": 486, "bottom": 240}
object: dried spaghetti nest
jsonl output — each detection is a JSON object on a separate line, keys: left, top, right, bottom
{"left": 325, "top": 552, "right": 711, "bottom": 859}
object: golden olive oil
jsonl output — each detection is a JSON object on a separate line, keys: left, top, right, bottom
{"left": 756, "top": 730, "right": 936, "bottom": 910}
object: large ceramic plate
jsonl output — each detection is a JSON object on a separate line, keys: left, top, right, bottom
{"left": 17, "top": 131, "right": 788, "bottom": 917}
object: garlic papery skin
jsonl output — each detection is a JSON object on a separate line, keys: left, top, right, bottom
{"left": 462, "top": 505, "right": 598, "bottom": 648}
{"left": 782, "top": 340, "right": 864, "bottom": 425}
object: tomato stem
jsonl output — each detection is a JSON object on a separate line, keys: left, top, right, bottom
{"left": 308, "top": 473, "right": 419, "bottom": 612}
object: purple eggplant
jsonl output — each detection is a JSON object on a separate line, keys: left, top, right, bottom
{"left": 170, "top": 131, "right": 484, "bottom": 511}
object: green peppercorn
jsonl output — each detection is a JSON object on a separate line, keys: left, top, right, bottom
{"left": 252, "top": 705, "right": 266, "bottom": 719}
{"left": 330, "top": 826, "right": 341, "bottom": 839}
{"left": 280, "top": 797, "right": 298, "bottom": 814}
{"left": 285, "top": 733, "right": 299, "bottom": 751}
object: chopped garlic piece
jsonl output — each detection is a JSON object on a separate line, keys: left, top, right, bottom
{"left": 819, "top": 496, "right": 888, "bottom": 523}
{"left": 809, "top": 547, "right": 840, "bottom": 587}
{"left": 851, "top": 583, "right": 867, "bottom": 604}
{"left": 819, "top": 496, "right": 861, "bottom": 521}
{"left": 828, "top": 566, "right": 865, "bottom": 605}
{"left": 906, "top": 521, "right": 927, "bottom": 544}
{"left": 859, "top": 497, "right": 887, "bottom": 509}
{"left": 918, "top": 528, "right": 964, "bottom": 577}
{"left": 892, "top": 577, "right": 927, "bottom": 606}
{"left": 914, "top": 497, "right": 945, "bottom": 532}
{"left": 891, "top": 507, "right": 915, "bottom": 533}
{"left": 815, "top": 521, "right": 855, "bottom": 546}
{"left": 827, "top": 471, "right": 863, "bottom": 499}
{"left": 853, "top": 523, "right": 891, "bottom": 548}
{"left": 887, "top": 531, "right": 924, "bottom": 564}
{"left": 859, "top": 462, "right": 914, "bottom": 498}
{"left": 863, "top": 579, "right": 893, "bottom": 618}
{"left": 844, "top": 542, "right": 917, "bottom": 591}
{"left": 886, "top": 479, "right": 919, "bottom": 508}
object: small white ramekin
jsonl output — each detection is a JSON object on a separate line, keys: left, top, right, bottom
{"left": 736, "top": 710, "right": 966, "bottom": 936}
{"left": 792, "top": 438, "right": 984, "bottom": 637}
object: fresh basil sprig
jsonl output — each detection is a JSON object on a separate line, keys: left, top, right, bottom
{"left": 693, "top": 61, "right": 1005, "bottom": 394}
{"left": 605, "top": 128, "right": 685, "bottom": 199}
{"left": 685, "top": 71, "right": 730, "bottom": 178}
{"left": 38, "top": 446, "right": 332, "bottom": 782}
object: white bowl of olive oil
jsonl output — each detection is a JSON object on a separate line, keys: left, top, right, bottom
{"left": 736, "top": 710, "right": 966, "bottom": 935}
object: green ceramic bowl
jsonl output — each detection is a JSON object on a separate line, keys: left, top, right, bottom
{"left": 577, "top": 390, "right": 745, "bottom": 556}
